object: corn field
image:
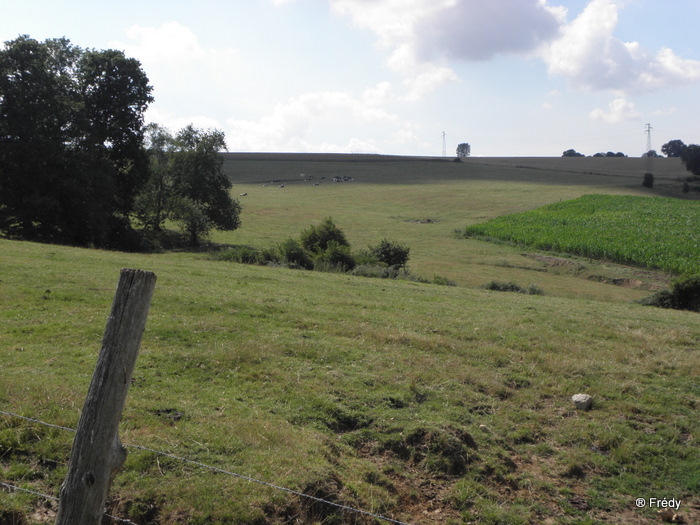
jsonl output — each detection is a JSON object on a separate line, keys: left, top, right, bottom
{"left": 463, "top": 194, "right": 699, "bottom": 275}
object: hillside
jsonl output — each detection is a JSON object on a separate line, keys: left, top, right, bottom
{"left": 1, "top": 154, "right": 698, "bottom": 524}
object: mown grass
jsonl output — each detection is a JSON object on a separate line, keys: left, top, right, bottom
{"left": 2, "top": 156, "right": 699, "bottom": 524}
{"left": 460, "top": 194, "right": 700, "bottom": 275}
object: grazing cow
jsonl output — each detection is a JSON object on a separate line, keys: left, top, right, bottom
{"left": 240, "top": 192, "right": 247, "bottom": 196}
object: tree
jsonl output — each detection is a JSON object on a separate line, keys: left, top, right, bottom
{"left": 0, "top": 35, "right": 152, "bottom": 247}
{"left": 562, "top": 149, "right": 584, "bottom": 157}
{"left": 643, "top": 150, "right": 660, "bottom": 158}
{"left": 137, "top": 124, "right": 242, "bottom": 245}
{"left": 680, "top": 144, "right": 700, "bottom": 176}
{"left": 133, "top": 124, "right": 177, "bottom": 231}
{"left": 661, "top": 139, "right": 687, "bottom": 158}
{"left": 369, "top": 239, "right": 410, "bottom": 269}
{"left": 456, "top": 143, "right": 471, "bottom": 157}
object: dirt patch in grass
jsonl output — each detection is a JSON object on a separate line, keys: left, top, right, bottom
{"left": 588, "top": 275, "right": 646, "bottom": 288}
{"left": 526, "top": 254, "right": 581, "bottom": 268}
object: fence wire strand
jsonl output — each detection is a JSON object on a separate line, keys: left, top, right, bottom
{"left": 0, "top": 481, "right": 138, "bottom": 524}
{"left": 0, "top": 409, "right": 414, "bottom": 525}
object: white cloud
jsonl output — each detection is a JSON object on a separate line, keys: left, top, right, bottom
{"left": 652, "top": 107, "right": 677, "bottom": 117}
{"left": 413, "top": 0, "right": 564, "bottom": 61}
{"left": 589, "top": 97, "right": 641, "bottom": 123}
{"left": 224, "top": 86, "right": 399, "bottom": 152}
{"left": 329, "top": 0, "right": 563, "bottom": 98}
{"left": 545, "top": 0, "right": 700, "bottom": 93}
{"left": 111, "top": 21, "right": 239, "bottom": 121}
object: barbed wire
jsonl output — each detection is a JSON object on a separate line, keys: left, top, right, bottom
{"left": 0, "top": 409, "right": 414, "bottom": 525}
{"left": 0, "top": 481, "right": 138, "bottom": 524}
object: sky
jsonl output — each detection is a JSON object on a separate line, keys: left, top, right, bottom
{"left": 2, "top": 0, "right": 700, "bottom": 157}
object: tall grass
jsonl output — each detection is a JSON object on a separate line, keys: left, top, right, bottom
{"left": 462, "top": 194, "right": 700, "bottom": 275}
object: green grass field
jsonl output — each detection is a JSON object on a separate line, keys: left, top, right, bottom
{"left": 1, "top": 155, "right": 699, "bottom": 524}
{"left": 462, "top": 194, "right": 700, "bottom": 275}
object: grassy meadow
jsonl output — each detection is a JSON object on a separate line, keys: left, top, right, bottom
{"left": 1, "top": 155, "right": 699, "bottom": 524}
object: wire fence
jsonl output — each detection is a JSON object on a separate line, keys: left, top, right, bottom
{"left": 0, "top": 409, "right": 414, "bottom": 525}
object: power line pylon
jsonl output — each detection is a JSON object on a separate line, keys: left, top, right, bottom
{"left": 645, "top": 123, "right": 653, "bottom": 173}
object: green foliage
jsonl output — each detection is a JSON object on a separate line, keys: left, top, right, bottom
{"left": 0, "top": 35, "right": 153, "bottom": 247}
{"left": 277, "top": 237, "right": 313, "bottom": 269}
{"left": 480, "top": 281, "right": 543, "bottom": 294}
{"left": 369, "top": 238, "right": 410, "bottom": 269}
{"left": 456, "top": 143, "right": 471, "bottom": 157}
{"left": 313, "top": 240, "right": 356, "bottom": 272}
{"left": 433, "top": 275, "right": 457, "bottom": 286}
{"left": 642, "top": 172, "right": 654, "bottom": 188}
{"left": 137, "top": 124, "right": 241, "bottom": 245}
{"left": 639, "top": 275, "right": 700, "bottom": 312}
{"left": 680, "top": 143, "right": 700, "bottom": 176}
{"left": 215, "top": 245, "right": 266, "bottom": 265}
{"left": 300, "top": 217, "right": 349, "bottom": 254}
{"left": 662, "top": 139, "right": 687, "bottom": 158}
{"left": 462, "top": 194, "right": 700, "bottom": 275}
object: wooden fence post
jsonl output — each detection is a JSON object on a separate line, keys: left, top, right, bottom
{"left": 56, "top": 268, "right": 157, "bottom": 525}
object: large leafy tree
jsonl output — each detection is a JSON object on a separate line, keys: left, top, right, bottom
{"left": 456, "top": 143, "right": 471, "bottom": 157}
{"left": 136, "top": 124, "right": 242, "bottom": 245}
{"left": 0, "top": 35, "right": 152, "bottom": 247}
{"left": 661, "top": 139, "right": 687, "bottom": 158}
{"left": 680, "top": 144, "right": 700, "bottom": 176}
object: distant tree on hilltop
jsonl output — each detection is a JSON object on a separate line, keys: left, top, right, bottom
{"left": 456, "top": 143, "right": 471, "bottom": 157}
{"left": 661, "top": 139, "right": 687, "bottom": 158}
{"left": 562, "top": 149, "right": 584, "bottom": 157}
{"left": 680, "top": 144, "right": 700, "bottom": 176}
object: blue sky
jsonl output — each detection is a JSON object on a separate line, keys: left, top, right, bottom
{"left": 3, "top": 0, "right": 699, "bottom": 156}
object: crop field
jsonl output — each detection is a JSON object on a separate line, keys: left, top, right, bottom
{"left": 461, "top": 194, "right": 700, "bottom": 275}
{"left": 1, "top": 155, "right": 699, "bottom": 524}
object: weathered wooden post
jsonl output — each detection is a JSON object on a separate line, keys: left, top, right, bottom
{"left": 56, "top": 268, "right": 157, "bottom": 525}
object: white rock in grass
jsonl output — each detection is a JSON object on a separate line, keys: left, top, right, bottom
{"left": 571, "top": 394, "right": 593, "bottom": 410}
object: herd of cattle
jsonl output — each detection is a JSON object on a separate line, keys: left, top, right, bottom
{"left": 251, "top": 173, "right": 354, "bottom": 192}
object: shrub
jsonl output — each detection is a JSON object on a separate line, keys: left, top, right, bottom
{"left": 481, "top": 281, "right": 526, "bottom": 293}
{"left": 481, "top": 281, "right": 544, "bottom": 295}
{"left": 353, "top": 249, "right": 382, "bottom": 266}
{"left": 369, "top": 239, "right": 410, "bottom": 269}
{"left": 300, "top": 217, "right": 349, "bottom": 254}
{"left": 277, "top": 238, "right": 313, "bottom": 269}
{"left": 525, "top": 283, "right": 545, "bottom": 295}
{"left": 217, "top": 245, "right": 262, "bottom": 264}
{"left": 639, "top": 275, "right": 700, "bottom": 312}
{"left": 313, "top": 240, "right": 356, "bottom": 272}
{"left": 642, "top": 172, "right": 654, "bottom": 188}
{"left": 433, "top": 275, "right": 457, "bottom": 286}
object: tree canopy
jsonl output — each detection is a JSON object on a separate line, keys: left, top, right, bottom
{"left": 661, "top": 139, "right": 687, "bottom": 158}
{"left": 1, "top": 36, "right": 240, "bottom": 249}
{"left": 136, "top": 124, "right": 242, "bottom": 245}
{"left": 0, "top": 35, "right": 153, "bottom": 247}
{"left": 680, "top": 144, "right": 700, "bottom": 176}
{"left": 456, "top": 143, "right": 471, "bottom": 157}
